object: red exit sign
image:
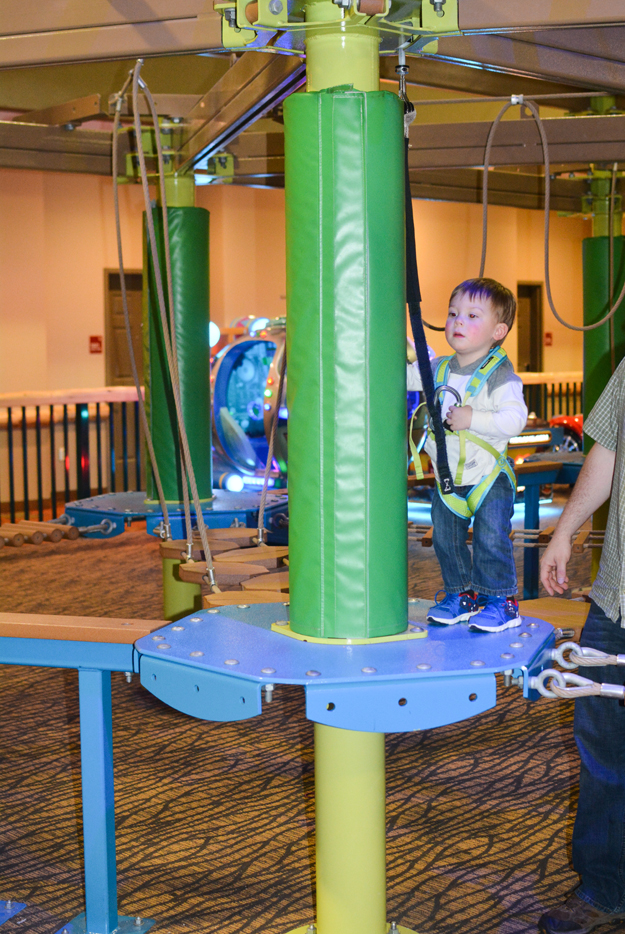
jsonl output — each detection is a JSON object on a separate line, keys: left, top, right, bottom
{"left": 89, "top": 335, "right": 103, "bottom": 353}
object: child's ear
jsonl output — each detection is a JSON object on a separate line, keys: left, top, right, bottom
{"left": 493, "top": 322, "right": 509, "bottom": 342}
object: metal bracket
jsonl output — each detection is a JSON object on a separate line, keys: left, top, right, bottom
{"left": 140, "top": 656, "right": 263, "bottom": 721}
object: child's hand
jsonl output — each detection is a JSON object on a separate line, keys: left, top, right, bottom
{"left": 445, "top": 404, "right": 473, "bottom": 430}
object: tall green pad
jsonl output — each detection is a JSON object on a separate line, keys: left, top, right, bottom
{"left": 285, "top": 88, "right": 407, "bottom": 639}
{"left": 582, "top": 235, "right": 625, "bottom": 428}
{"left": 143, "top": 206, "right": 212, "bottom": 501}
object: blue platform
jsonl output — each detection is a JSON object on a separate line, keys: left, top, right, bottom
{"left": 64, "top": 489, "right": 289, "bottom": 540}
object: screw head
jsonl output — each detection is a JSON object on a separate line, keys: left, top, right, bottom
{"left": 261, "top": 667, "right": 276, "bottom": 674}
{"left": 172, "top": 626, "right": 185, "bottom": 631}
{"left": 520, "top": 632, "right": 531, "bottom": 638}
{"left": 408, "top": 597, "right": 418, "bottom": 604}
{"left": 275, "top": 620, "right": 289, "bottom": 626}
{"left": 500, "top": 652, "right": 514, "bottom": 659}
{"left": 416, "top": 663, "right": 431, "bottom": 670}
{"left": 306, "top": 670, "right": 321, "bottom": 677}
{"left": 224, "top": 659, "right": 239, "bottom": 666}
{"left": 527, "top": 622, "right": 539, "bottom": 628}
{"left": 470, "top": 660, "right": 485, "bottom": 667}
{"left": 152, "top": 635, "right": 164, "bottom": 641}
{"left": 190, "top": 651, "right": 204, "bottom": 657}
{"left": 237, "top": 604, "right": 250, "bottom": 609}
{"left": 190, "top": 617, "right": 202, "bottom": 622}
{"left": 157, "top": 644, "right": 171, "bottom": 650}
{"left": 510, "top": 642, "right": 523, "bottom": 648}
{"left": 361, "top": 666, "right": 377, "bottom": 674}
{"left": 207, "top": 608, "right": 220, "bottom": 614}
{"left": 409, "top": 624, "right": 424, "bottom": 632}
{"left": 268, "top": 0, "right": 283, "bottom": 13}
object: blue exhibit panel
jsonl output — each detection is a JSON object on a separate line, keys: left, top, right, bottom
{"left": 140, "top": 656, "right": 262, "bottom": 721}
{"left": 305, "top": 674, "right": 496, "bottom": 733}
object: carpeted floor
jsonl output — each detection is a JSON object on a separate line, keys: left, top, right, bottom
{"left": 0, "top": 514, "right": 614, "bottom": 934}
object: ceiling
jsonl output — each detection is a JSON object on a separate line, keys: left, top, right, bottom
{"left": 1, "top": 1, "right": 625, "bottom": 211}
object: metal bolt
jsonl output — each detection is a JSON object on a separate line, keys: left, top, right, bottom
{"left": 430, "top": 0, "right": 445, "bottom": 16}
{"left": 361, "top": 667, "right": 377, "bottom": 674}
{"left": 520, "top": 632, "right": 531, "bottom": 639}
{"left": 157, "top": 644, "right": 171, "bottom": 650}
{"left": 207, "top": 608, "right": 220, "bottom": 614}
{"left": 408, "top": 625, "right": 424, "bottom": 632}
{"left": 191, "top": 617, "right": 202, "bottom": 622}
{"left": 172, "top": 626, "right": 185, "bottom": 631}
{"left": 408, "top": 597, "right": 418, "bottom": 603}
{"left": 416, "top": 663, "right": 431, "bottom": 670}
{"left": 470, "top": 660, "right": 485, "bottom": 667}
{"left": 307, "top": 925, "right": 316, "bottom": 934}
{"left": 190, "top": 651, "right": 204, "bottom": 657}
{"left": 152, "top": 635, "right": 164, "bottom": 641}
{"left": 224, "top": 659, "right": 239, "bottom": 665}
{"left": 134, "top": 919, "right": 143, "bottom": 928}
{"left": 125, "top": 672, "right": 133, "bottom": 683}
{"left": 6, "top": 900, "right": 12, "bottom": 909}
{"left": 510, "top": 642, "right": 523, "bottom": 648}
{"left": 527, "top": 622, "right": 539, "bottom": 629}
{"left": 275, "top": 620, "right": 289, "bottom": 627}
{"left": 306, "top": 670, "right": 321, "bottom": 677}
{"left": 390, "top": 923, "right": 398, "bottom": 933}
{"left": 261, "top": 667, "right": 276, "bottom": 674}
{"left": 264, "top": 683, "right": 275, "bottom": 702}
{"left": 500, "top": 652, "right": 514, "bottom": 660}
{"left": 282, "top": 602, "right": 290, "bottom": 606}
{"left": 268, "top": 0, "right": 283, "bottom": 12}
{"left": 237, "top": 604, "right": 250, "bottom": 609}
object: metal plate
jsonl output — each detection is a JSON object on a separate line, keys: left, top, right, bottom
{"left": 0, "top": 901, "right": 26, "bottom": 926}
{"left": 135, "top": 605, "right": 554, "bottom": 686}
{"left": 54, "top": 914, "right": 154, "bottom": 934}
{"left": 141, "top": 656, "right": 262, "bottom": 721}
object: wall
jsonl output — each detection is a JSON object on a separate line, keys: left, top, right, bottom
{"left": 0, "top": 165, "right": 589, "bottom": 393}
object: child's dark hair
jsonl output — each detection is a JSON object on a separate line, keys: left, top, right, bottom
{"left": 450, "top": 277, "right": 516, "bottom": 346}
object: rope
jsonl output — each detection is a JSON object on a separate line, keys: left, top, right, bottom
{"left": 398, "top": 56, "right": 455, "bottom": 494}
{"left": 131, "top": 61, "right": 220, "bottom": 591}
{"left": 111, "top": 72, "right": 172, "bottom": 541}
{"left": 257, "top": 341, "right": 286, "bottom": 544}
{"left": 551, "top": 681, "right": 602, "bottom": 698}
{"left": 609, "top": 161, "right": 618, "bottom": 372}
{"left": 481, "top": 97, "right": 625, "bottom": 332}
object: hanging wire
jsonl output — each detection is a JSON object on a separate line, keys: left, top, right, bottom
{"left": 111, "top": 70, "right": 172, "bottom": 540}
{"left": 131, "top": 60, "right": 220, "bottom": 591}
{"left": 257, "top": 342, "right": 287, "bottom": 544}
{"left": 609, "top": 161, "right": 618, "bottom": 372}
{"left": 480, "top": 96, "right": 625, "bottom": 332}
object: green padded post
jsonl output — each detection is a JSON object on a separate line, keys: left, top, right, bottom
{"left": 582, "top": 236, "right": 625, "bottom": 425}
{"left": 284, "top": 89, "right": 407, "bottom": 639}
{"left": 143, "top": 207, "right": 212, "bottom": 502}
{"left": 583, "top": 235, "right": 625, "bottom": 578}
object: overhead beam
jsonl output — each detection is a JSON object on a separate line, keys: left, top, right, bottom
{"left": 12, "top": 94, "right": 103, "bottom": 126}
{"left": 435, "top": 32, "right": 625, "bottom": 92}
{"left": 408, "top": 168, "right": 585, "bottom": 212}
{"left": 177, "top": 52, "right": 305, "bottom": 172}
{"left": 0, "top": 121, "right": 112, "bottom": 173}
{"left": 407, "top": 113, "right": 625, "bottom": 169}
{"left": 459, "top": 1, "right": 625, "bottom": 32}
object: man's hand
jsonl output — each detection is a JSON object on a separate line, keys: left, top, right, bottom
{"left": 446, "top": 404, "right": 472, "bottom": 431}
{"left": 540, "top": 533, "right": 571, "bottom": 595}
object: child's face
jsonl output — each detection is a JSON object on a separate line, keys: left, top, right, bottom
{"left": 445, "top": 291, "right": 509, "bottom": 358}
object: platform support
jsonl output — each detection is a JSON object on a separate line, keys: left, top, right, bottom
{"left": 78, "top": 669, "right": 118, "bottom": 934}
{"left": 162, "top": 557, "right": 202, "bottom": 620}
{"left": 314, "top": 724, "right": 386, "bottom": 934}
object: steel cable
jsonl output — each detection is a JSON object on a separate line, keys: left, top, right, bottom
{"left": 481, "top": 99, "right": 625, "bottom": 332}
{"left": 132, "top": 61, "right": 219, "bottom": 590}
{"left": 112, "top": 72, "right": 172, "bottom": 540}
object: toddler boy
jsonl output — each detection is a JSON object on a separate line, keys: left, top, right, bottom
{"left": 407, "top": 278, "right": 528, "bottom": 632}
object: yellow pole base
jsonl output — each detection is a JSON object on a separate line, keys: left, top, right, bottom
{"left": 314, "top": 723, "right": 386, "bottom": 934}
{"left": 162, "top": 556, "right": 202, "bottom": 621}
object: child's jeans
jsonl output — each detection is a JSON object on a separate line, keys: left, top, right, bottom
{"left": 431, "top": 471, "right": 517, "bottom": 597}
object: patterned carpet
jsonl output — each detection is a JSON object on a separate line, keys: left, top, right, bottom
{"left": 0, "top": 517, "right": 614, "bottom": 934}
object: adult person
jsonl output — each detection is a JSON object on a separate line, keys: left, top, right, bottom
{"left": 539, "top": 358, "right": 625, "bottom": 933}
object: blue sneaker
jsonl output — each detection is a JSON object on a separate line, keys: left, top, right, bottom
{"left": 427, "top": 590, "right": 480, "bottom": 625}
{"left": 469, "top": 596, "right": 522, "bottom": 633}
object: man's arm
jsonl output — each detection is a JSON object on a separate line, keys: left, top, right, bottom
{"left": 540, "top": 442, "right": 616, "bottom": 595}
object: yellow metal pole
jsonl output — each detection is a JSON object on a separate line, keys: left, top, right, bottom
{"left": 161, "top": 557, "right": 202, "bottom": 620}
{"left": 315, "top": 724, "right": 386, "bottom": 934}
{"left": 304, "top": 0, "right": 380, "bottom": 92}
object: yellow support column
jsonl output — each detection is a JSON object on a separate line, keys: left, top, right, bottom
{"left": 315, "top": 724, "right": 387, "bottom": 934}
{"left": 304, "top": 0, "right": 380, "bottom": 93}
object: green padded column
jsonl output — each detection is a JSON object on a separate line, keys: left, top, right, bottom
{"left": 143, "top": 207, "right": 212, "bottom": 502}
{"left": 285, "top": 88, "right": 407, "bottom": 639}
{"left": 582, "top": 236, "right": 625, "bottom": 426}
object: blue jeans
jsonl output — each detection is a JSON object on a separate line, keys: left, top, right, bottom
{"left": 573, "top": 600, "right": 625, "bottom": 912}
{"left": 431, "top": 471, "right": 517, "bottom": 597}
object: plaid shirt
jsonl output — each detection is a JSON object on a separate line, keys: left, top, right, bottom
{"left": 585, "top": 357, "right": 625, "bottom": 625}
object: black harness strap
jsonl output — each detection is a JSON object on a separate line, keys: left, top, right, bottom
{"left": 403, "top": 131, "right": 454, "bottom": 494}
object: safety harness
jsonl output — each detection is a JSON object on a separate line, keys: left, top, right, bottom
{"left": 409, "top": 347, "right": 516, "bottom": 519}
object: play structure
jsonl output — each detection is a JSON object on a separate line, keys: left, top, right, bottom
{"left": 3, "top": 3, "right": 625, "bottom": 934}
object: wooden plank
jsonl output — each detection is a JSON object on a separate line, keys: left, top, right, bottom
{"left": 242, "top": 570, "right": 289, "bottom": 592}
{"left": 421, "top": 527, "right": 434, "bottom": 548}
{"left": 572, "top": 529, "right": 591, "bottom": 554}
{"left": 518, "top": 596, "right": 589, "bottom": 641}
{"left": 213, "top": 545, "right": 289, "bottom": 569}
{"left": 178, "top": 561, "right": 269, "bottom": 585}
{"left": 0, "top": 612, "right": 164, "bottom": 644}
{"left": 0, "top": 386, "right": 141, "bottom": 408}
{"left": 159, "top": 539, "right": 240, "bottom": 560}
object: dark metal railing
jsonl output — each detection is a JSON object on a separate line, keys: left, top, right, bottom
{"left": 520, "top": 372, "right": 583, "bottom": 420}
{"left": 0, "top": 389, "right": 144, "bottom": 522}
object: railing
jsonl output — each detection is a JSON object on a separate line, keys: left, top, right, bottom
{"left": 520, "top": 371, "right": 583, "bottom": 419}
{"left": 0, "top": 387, "right": 144, "bottom": 522}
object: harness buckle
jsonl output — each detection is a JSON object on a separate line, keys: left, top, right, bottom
{"left": 441, "top": 477, "right": 453, "bottom": 494}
